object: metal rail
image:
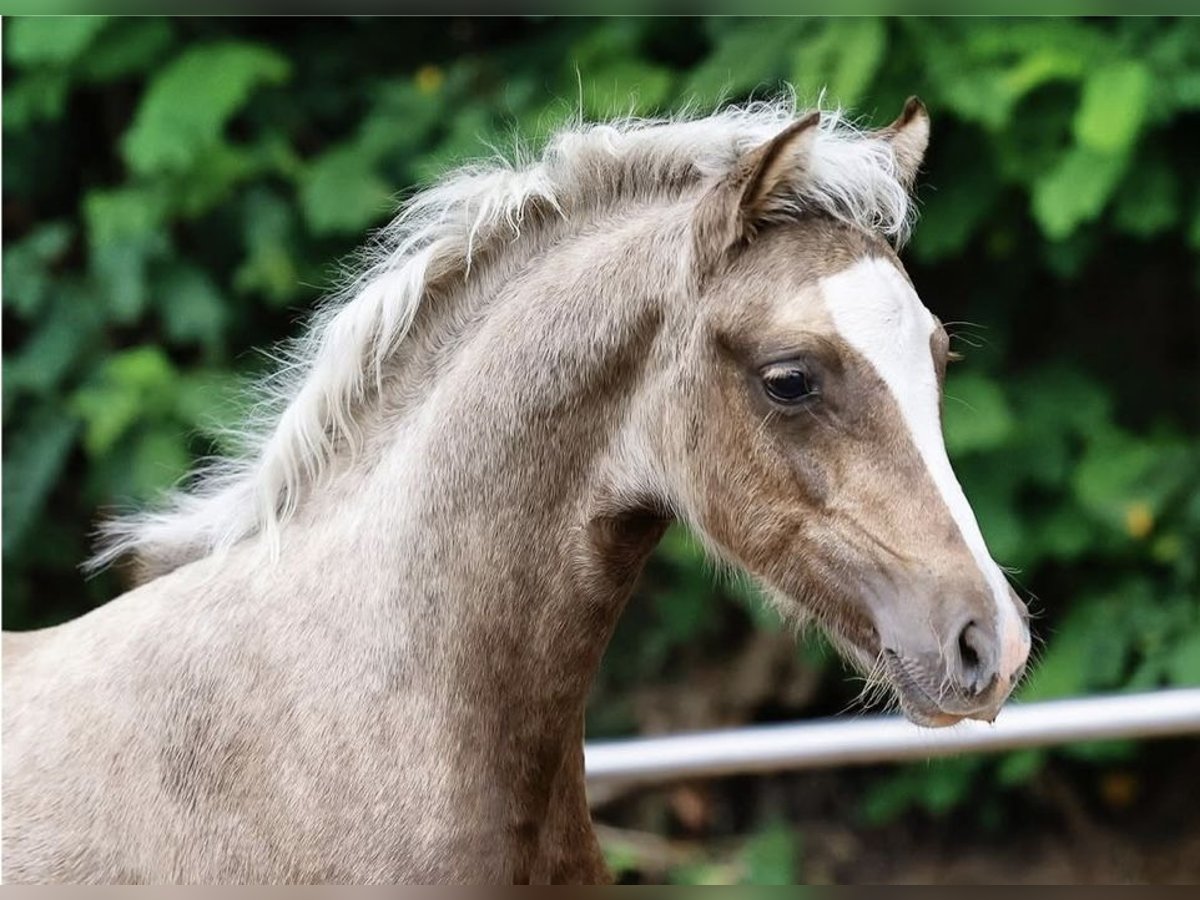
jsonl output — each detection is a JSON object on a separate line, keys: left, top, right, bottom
{"left": 584, "top": 687, "right": 1200, "bottom": 788}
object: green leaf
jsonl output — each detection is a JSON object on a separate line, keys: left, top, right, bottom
{"left": 1031, "top": 145, "right": 1129, "bottom": 240}
{"left": 174, "top": 370, "right": 247, "bottom": 446}
{"left": 2, "top": 69, "right": 72, "bottom": 127}
{"left": 292, "top": 80, "right": 441, "bottom": 237}
{"left": 582, "top": 60, "right": 674, "bottom": 118}
{"left": 860, "top": 771, "right": 921, "bottom": 825}
{"left": 172, "top": 142, "right": 264, "bottom": 219}
{"left": 83, "top": 184, "right": 168, "bottom": 251}
{"left": 1112, "top": 158, "right": 1180, "bottom": 238}
{"left": 996, "top": 749, "right": 1045, "bottom": 785}
{"left": 2, "top": 405, "right": 78, "bottom": 557}
{"left": 682, "top": 19, "right": 806, "bottom": 104}
{"left": 1020, "top": 587, "right": 1151, "bottom": 702}
{"left": 360, "top": 81, "right": 443, "bottom": 158}
{"left": 943, "top": 372, "right": 1016, "bottom": 455}
{"left": 157, "top": 264, "right": 229, "bottom": 350}
{"left": 1071, "top": 431, "right": 1174, "bottom": 529}
{"left": 72, "top": 346, "right": 178, "bottom": 455}
{"left": 601, "top": 840, "right": 642, "bottom": 880}
{"left": 1018, "top": 365, "right": 1111, "bottom": 439}
{"left": 1035, "top": 505, "right": 1095, "bottom": 563}
{"left": 234, "top": 189, "right": 301, "bottom": 304}
{"left": 128, "top": 427, "right": 191, "bottom": 499}
{"left": 957, "top": 465, "right": 1025, "bottom": 565}
{"left": 122, "top": 42, "right": 290, "bottom": 176}
{"left": 827, "top": 19, "right": 888, "bottom": 108}
{"left": 668, "top": 860, "right": 733, "bottom": 886}
{"left": 791, "top": 18, "right": 887, "bottom": 109}
{"left": 1061, "top": 739, "right": 1136, "bottom": 763}
{"left": 990, "top": 98, "right": 1075, "bottom": 190}
{"left": 911, "top": 133, "right": 1002, "bottom": 263}
{"left": 1166, "top": 630, "right": 1200, "bottom": 685}
{"left": 860, "top": 759, "right": 982, "bottom": 826}
{"left": 999, "top": 44, "right": 1088, "bottom": 100}
{"left": 1074, "top": 60, "right": 1152, "bottom": 154}
{"left": 412, "top": 103, "right": 498, "bottom": 184}
{"left": 84, "top": 186, "right": 170, "bottom": 322}
{"left": 299, "top": 145, "right": 393, "bottom": 236}
{"left": 2, "top": 221, "right": 75, "bottom": 319}
{"left": 907, "top": 19, "right": 1092, "bottom": 132}
{"left": 77, "top": 18, "right": 175, "bottom": 83}
{"left": 4, "top": 285, "right": 103, "bottom": 396}
{"left": 1017, "top": 620, "right": 1091, "bottom": 702}
{"left": 741, "top": 821, "right": 798, "bottom": 885}
{"left": 5, "top": 16, "right": 110, "bottom": 68}
{"left": 919, "top": 759, "right": 981, "bottom": 816}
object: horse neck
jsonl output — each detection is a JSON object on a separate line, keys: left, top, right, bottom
{"left": 255, "top": 199, "right": 685, "bottom": 755}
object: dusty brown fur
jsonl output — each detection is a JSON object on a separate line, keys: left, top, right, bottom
{"left": 2, "top": 102, "right": 1027, "bottom": 883}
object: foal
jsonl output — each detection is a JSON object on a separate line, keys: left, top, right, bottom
{"left": 3, "top": 99, "right": 1029, "bottom": 883}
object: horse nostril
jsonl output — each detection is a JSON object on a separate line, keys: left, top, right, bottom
{"left": 954, "top": 620, "right": 996, "bottom": 697}
{"left": 958, "top": 623, "right": 979, "bottom": 670}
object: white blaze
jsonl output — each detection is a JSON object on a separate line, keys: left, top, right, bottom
{"left": 819, "top": 257, "right": 1029, "bottom": 680}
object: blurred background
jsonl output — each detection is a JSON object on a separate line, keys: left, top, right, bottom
{"left": 3, "top": 16, "right": 1199, "bottom": 884}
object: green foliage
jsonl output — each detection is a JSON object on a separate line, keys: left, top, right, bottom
{"left": 1032, "top": 145, "right": 1129, "bottom": 240}
{"left": 6, "top": 16, "right": 110, "bottom": 67}
{"left": 661, "top": 820, "right": 802, "bottom": 885}
{"left": 690, "top": 21, "right": 799, "bottom": 102}
{"left": 860, "top": 757, "right": 986, "bottom": 826}
{"left": 122, "top": 42, "right": 290, "bottom": 177}
{"left": 739, "top": 820, "right": 801, "bottom": 885}
{"left": 3, "top": 16, "right": 1199, "bottom": 857}
{"left": 1074, "top": 60, "right": 1152, "bottom": 154}
{"left": 3, "top": 221, "right": 74, "bottom": 318}
{"left": 942, "top": 371, "right": 1016, "bottom": 456}
{"left": 2, "top": 405, "right": 77, "bottom": 558}
{"left": 791, "top": 18, "right": 887, "bottom": 108}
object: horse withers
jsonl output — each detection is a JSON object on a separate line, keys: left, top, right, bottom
{"left": 3, "top": 98, "right": 1030, "bottom": 883}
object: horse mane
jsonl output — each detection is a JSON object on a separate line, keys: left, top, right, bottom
{"left": 89, "top": 98, "right": 917, "bottom": 577}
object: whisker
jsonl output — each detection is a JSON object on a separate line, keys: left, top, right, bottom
{"left": 948, "top": 332, "right": 988, "bottom": 350}
{"left": 943, "top": 393, "right": 978, "bottom": 412}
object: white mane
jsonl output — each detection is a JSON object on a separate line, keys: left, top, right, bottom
{"left": 91, "top": 99, "right": 916, "bottom": 575}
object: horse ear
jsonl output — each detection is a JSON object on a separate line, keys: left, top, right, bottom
{"left": 693, "top": 111, "right": 821, "bottom": 274}
{"left": 878, "top": 96, "right": 930, "bottom": 189}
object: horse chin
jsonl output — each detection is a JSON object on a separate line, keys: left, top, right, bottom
{"left": 894, "top": 696, "right": 965, "bottom": 729}
{"left": 882, "top": 651, "right": 968, "bottom": 729}
{"left": 834, "top": 631, "right": 966, "bottom": 728}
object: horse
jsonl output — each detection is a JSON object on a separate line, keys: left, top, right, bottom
{"left": 2, "top": 97, "right": 1031, "bottom": 884}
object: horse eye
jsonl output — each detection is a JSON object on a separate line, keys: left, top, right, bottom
{"left": 761, "top": 364, "right": 816, "bottom": 404}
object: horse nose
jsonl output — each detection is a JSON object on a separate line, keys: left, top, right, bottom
{"left": 948, "top": 618, "right": 999, "bottom": 698}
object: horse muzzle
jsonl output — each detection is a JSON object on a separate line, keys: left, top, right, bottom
{"left": 882, "top": 605, "right": 1030, "bottom": 728}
